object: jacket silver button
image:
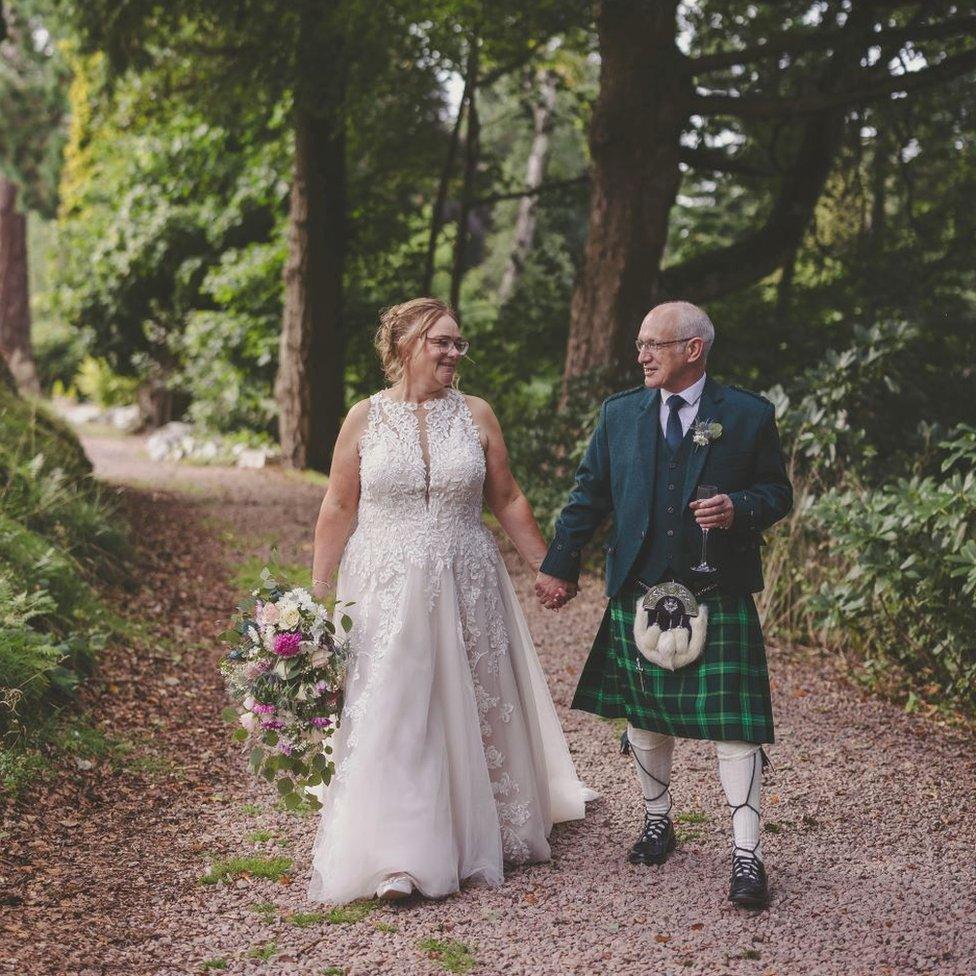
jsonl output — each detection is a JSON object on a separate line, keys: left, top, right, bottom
{"left": 667, "top": 529, "right": 674, "bottom": 537}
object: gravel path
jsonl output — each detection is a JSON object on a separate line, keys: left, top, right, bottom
{"left": 2, "top": 432, "right": 974, "bottom": 976}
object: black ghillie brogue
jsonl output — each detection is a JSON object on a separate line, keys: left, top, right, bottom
{"left": 728, "top": 851, "right": 769, "bottom": 909}
{"left": 627, "top": 813, "right": 676, "bottom": 866}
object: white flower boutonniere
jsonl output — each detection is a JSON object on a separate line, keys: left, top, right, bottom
{"left": 691, "top": 418, "right": 723, "bottom": 449}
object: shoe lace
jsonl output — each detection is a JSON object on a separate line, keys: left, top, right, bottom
{"left": 731, "top": 851, "right": 763, "bottom": 883}
{"left": 640, "top": 813, "right": 671, "bottom": 842}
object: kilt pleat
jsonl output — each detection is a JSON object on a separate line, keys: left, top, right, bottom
{"left": 572, "top": 583, "right": 774, "bottom": 743}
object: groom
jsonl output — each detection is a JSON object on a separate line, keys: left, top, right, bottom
{"left": 536, "top": 301, "right": 792, "bottom": 909}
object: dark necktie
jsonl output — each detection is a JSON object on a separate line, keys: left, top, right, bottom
{"left": 665, "top": 394, "right": 685, "bottom": 453}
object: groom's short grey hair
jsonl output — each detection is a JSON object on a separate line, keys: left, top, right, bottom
{"left": 654, "top": 300, "right": 715, "bottom": 356}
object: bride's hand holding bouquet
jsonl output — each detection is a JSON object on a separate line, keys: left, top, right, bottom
{"left": 219, "top": 566, "right": 353, "bottom": 811}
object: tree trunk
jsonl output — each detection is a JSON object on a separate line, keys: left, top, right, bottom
{"left": 275, "top": 108, "right": 346, "bottom": 472}
{"left": 450, "top": 42, "right": 480, "bottom": 314}
{"left": 0, "top": 178, "right": 41, "bottom": 396}
{"left": 421, "top": 84, "right": 467, "bottom": 295}
{"left": 497, "top": 67, "right": 558, "bottom": 306}
{"left": 562, "top": 0, "right": 687, "bottom": 395}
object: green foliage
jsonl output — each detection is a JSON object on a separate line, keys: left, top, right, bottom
{"left": 0, "top": 744, "right": 50, "bottom": 795}
{"left": 323, "top": 901, "right": 377, "bottom": 925}
{"left": 73, "top": 356, "right": 140, "bottom": 407}
{"left": 806, "top": 425, "right": 976, "bottom": 709}
{"left": 198, "top": 855, "right": 293, "bottom": 885}
{"left": 245, "top": 941, "right": 278, "bottom": 961}
{"left": 417, "top": 938, "right": 477, "bottom": 974}
{"left": 0, "top": 2, "right": 70, "bottom": 214}
{"left": 0, "top": 383, "right": 126, "bottom": 745}
{"left": 287, "top": 911, "right": 326, "bottom": 928}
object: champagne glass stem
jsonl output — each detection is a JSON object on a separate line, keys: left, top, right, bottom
{"left": 700, "top": 527, "right": 709, "bottom": 564}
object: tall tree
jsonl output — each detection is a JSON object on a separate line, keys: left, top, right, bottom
{"left": 563, "top": 0, "right": 976, "bottom": 392}
{"left": 497, "top": 63, "right": 559, "bottom": 305}
{"left": 0, "top": 0, "right": 68, "bottom": 394}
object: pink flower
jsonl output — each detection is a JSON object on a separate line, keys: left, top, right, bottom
{"left": 239, "top": 712, "right": 259, "bottom": 732}
{"left": 273, "top": 632, "right": 303, "bottom": 657}
{"left": 277, "top": 740, "right": 293, "bottom": 756}
{"left": 309, "top": 716, "right": 332, "bottom": 729}
{"left": 252, "top": 702, "right": 277, "bottom": 714}
{"left": 244, "top": 660, "right": 270, "bottom": 681}
{"left": 260, "top": 719, "right": 285, "bottom": 730}
{"left": 261, "top": 602, "right": 280, "bottom": 626}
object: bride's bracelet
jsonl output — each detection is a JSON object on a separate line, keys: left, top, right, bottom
{"left": 312, "top": 578, "right": 331, "bottom": 587}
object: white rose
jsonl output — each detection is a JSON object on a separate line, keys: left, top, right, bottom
{"left": 243, "top": 695, "right": 257, "bottom": 711}
{"left": 279, "top": 606, "right": 301, "bottom": 630}
{"left": 311, "top": 646, "right": 331, "bottom": 668}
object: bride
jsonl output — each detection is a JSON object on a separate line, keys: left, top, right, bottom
{"left": 307, "top": 297, "right": 596, "bottom": 904}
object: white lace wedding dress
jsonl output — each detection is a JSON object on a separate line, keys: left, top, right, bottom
{"left": 307, "top": 388, "right": 596, "bottom": 904}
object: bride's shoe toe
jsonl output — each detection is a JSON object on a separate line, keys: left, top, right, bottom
{"left": 376, "top": 874, "right": 413, "bottom": 900}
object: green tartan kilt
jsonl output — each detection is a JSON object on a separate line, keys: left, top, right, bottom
{"left": 572, "top": 582, "right": 775, "bottom": 743}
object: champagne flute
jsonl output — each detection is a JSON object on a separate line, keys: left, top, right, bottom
{"left": 692, "top": 484, "right": 718, "bottom": 573}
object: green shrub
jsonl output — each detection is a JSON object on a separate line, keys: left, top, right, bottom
{"left": 806, "top": 425, "right": 976, "bottom": 709}
{"left": 73, "top": 356, "right": 140, "bottom": 408}
{"left": 0, "top": 383, "right": 125, "bottom": 747}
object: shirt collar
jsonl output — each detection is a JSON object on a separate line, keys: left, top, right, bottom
{"left": 662, "top": 373, "right": 707, "bottom": 408}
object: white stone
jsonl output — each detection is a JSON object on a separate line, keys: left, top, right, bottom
{"left": 237, "top": 447, "right": 273, "bottom": 469}
{"left": 146, "top": 422, "right": 194, "bottom": 462}
{"left": 106, "top": 404, "right": 143, "bottom": 432}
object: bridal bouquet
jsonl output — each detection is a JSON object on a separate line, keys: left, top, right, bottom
{"left": 219, "top": 566, "right": 352, "bottom": 811}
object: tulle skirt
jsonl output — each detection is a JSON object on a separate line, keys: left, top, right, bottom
{"left": 307, "top": 547, "right": 596, "bottom": 904}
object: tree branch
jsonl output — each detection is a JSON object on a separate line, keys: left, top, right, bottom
{"left": 472, "top": 175, "right": 588, "bottom": 206}
{"left": 692, "top": 16, "right": 976, "bottom": 73}
{"left": 691, "top": 45, "right": 976, "bottom": 118}
{"left": 481, "top": 39, "right": 546, "bottom": 87}
{"left": 679, "top": 146, "right": 776, "bottom": 177}
{"left": 662, "top": 113, "right": 846, "bottom": 302}
{"left": 470, "top": 148, "right": 775, "bottom": 209}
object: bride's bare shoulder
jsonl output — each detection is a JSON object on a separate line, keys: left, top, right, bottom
{"left": 337, "top": 397, "right": 372, "bottom": 441}
{"left": 461, "top": 393, "right": 497, "bottom": 423}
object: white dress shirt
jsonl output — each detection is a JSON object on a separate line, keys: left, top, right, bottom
{"left": 659, "top": 373, "right": 707, "bottom": 438}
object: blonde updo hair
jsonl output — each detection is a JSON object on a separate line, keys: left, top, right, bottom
{"left": 374, "top": 297, "right": 457, "bottom": 384}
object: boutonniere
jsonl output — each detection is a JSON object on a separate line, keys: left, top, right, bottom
{"left": 691, "top": 418, "right": 723, "bottom": 449}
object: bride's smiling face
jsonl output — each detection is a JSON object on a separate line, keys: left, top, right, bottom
{"left": 404, "top": 314, "right": 465, "bottom": 389}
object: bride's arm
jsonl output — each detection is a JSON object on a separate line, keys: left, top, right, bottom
{"left": 470, "top": 396, "right": 549, "bottom": 573}
{"left": 311, "top": 399, "right": 369, "bottom": 601}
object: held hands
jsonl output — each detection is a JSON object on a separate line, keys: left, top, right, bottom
{"left": 689, "top": 493, "right": 735, "bottom": 529}
{"left": 534, "top": 571, "right": 578, "bottom": 611}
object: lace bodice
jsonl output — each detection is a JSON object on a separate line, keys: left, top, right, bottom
{"left": 344, "top": 389, "right": 497, "bottom": 584}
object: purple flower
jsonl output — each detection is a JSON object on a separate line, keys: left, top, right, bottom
{"left": 252, "top": 703, "right": 277, "bottom": 714}
{"left": 272, "top": 632, "right": 303, "bottom": 657}
{"left": 277, "top": 740, "right": 294, "bottom": 756}
{"left": 309, "top": 716, "right": 332, "bottom": 729}
{"left": 260, "top": 719, "right": 286, "bottom": 730}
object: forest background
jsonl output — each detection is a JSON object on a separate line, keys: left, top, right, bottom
{"left": 1, "top": 0, "right": 975, "bottom": 769}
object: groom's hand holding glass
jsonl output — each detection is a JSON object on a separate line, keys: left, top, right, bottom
{"left": 535, "top": 571, "right": 577, "bottom": 611}
{"left": 689, "top": 492, "right": 735, "bottom": 530}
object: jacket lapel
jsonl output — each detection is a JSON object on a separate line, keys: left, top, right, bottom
{"left": 636, "top": 387, "right": 660, "bottom": 513}
{"left": 681, "top": 376, "right": 726, "bottom": 510}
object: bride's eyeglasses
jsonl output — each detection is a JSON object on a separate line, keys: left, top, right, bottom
{"left": 427, "top": 336, "right": 471, "bottom": 356}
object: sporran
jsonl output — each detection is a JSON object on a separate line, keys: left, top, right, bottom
{"left": 632, "top": 580, "right": 711, "bottom": 671}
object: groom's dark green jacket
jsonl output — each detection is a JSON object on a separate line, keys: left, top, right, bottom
{"left": 539, "top": 377, "right": 793, "bottom": 597}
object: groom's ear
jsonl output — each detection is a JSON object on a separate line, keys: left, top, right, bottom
{"left": 686, "top": 338, "right": 706, "bottom": 363}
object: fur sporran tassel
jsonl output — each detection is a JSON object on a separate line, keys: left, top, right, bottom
{"left": 633, "top": 587, "right": 709, "bottom": 671}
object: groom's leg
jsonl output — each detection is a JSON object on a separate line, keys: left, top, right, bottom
{"left": 627, "top": 725, "right": 674, "bottom": 816}
{"left": 626, "top": 725, "right": 676, "bottom": 865}
{"left": 716, "top": 740, "right": 768, "bottom": 907}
